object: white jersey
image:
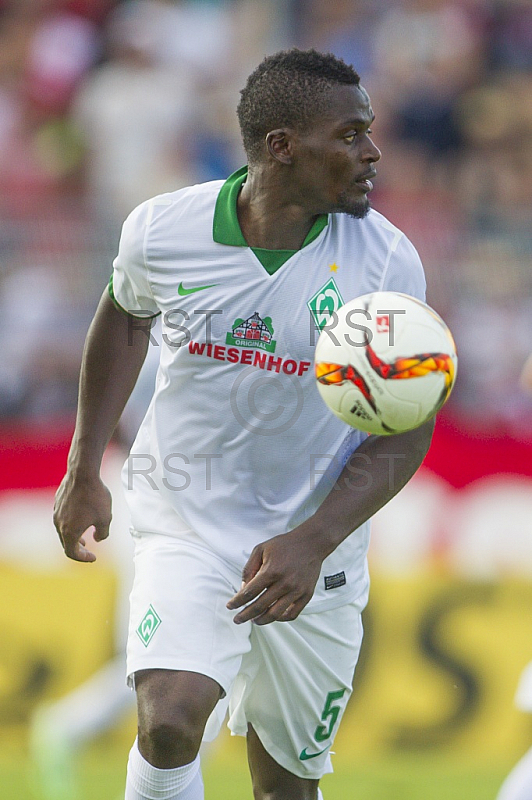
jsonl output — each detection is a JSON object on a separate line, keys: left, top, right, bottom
{"left": 111, "top": 167, "right": 426, "bottom": 613}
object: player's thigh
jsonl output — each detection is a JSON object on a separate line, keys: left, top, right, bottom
{"left": 230, "top": 601, "right": 364, "bottom": 780}
{"left": 127, "top": 531, "right": 252, "bottom": 709}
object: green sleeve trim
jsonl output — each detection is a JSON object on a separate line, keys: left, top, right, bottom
{"left": 108, "top": 274, "right": 161, "bottom": 319}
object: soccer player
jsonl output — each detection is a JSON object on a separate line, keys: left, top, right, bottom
{"left": 53, "top": 49, "right": 434, "bottom": 800}
{"left": 495, "top": 357, "right": 532, "bottom": 800}
{"left": 495, "top": 660, "right": 532, "bottom": 800}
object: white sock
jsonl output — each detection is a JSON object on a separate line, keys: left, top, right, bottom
{"left": 317, "top": 789, "right": 324, "bottom": 800}
{"left": 497, "top": 746, "right": 532, "bottom": 800}
{"left": 125, "top": 738, "right": 204, "bottom": 800}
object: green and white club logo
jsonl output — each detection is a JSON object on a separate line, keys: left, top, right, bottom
{"left": 137, "top": 605, "right": 161, "bottom": 647}
{"left": 307, "top": 278, "right": 344, "bottom": 332}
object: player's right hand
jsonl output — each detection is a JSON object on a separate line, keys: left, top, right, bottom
{"left": 53, "top": 472, "right": 112, "bottom": 562}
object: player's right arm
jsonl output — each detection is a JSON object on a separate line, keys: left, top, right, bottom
{"left": 53, "top": 289, "right": 153, "bottom": 562}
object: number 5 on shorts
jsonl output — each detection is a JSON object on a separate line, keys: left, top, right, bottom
{"left": 314, "top": 689, "right": 346, "bottom": 742}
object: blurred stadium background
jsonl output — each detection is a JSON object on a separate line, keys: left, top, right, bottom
{"left": 1, "top": 1, "right": 532, "bottom": 798}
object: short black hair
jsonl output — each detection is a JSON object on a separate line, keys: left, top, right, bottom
{"left": 237, "top": 48, "right": 360, "bottom": 164}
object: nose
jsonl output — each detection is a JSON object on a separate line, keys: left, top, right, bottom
{"left": 364, "top": 137, "right": 381, "bottom": 163}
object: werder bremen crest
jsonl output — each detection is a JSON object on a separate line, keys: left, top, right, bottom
{"left": 226, "top": 312, "right": 277, "bottom": 352}
{"left": 137, "top": 605, "right": 161, "bottom": 647}
{"left": 307, "top": 278, "right": 344, "bottom": 332}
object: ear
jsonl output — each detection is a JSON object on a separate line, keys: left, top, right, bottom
{"left": 266, "top": 129, "right": 294, "bottom": 164}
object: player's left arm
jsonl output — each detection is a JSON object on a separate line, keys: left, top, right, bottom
{"left": 227, "top": 417, "right": 434, "bottom": 625}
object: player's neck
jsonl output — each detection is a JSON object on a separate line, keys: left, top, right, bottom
{"left": 237, "top": 169, "right": 318, "bottom": 251}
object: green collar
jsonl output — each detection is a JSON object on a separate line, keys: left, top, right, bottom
{"left": 213, "top": 166, "right": 328, "bottom": 275}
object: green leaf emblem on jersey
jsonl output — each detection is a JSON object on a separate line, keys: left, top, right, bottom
{"left": 307, "top": 278, "right": 344, "bottom": 332}
{"left": 136, "top": 605, "right": 161, "bottom": 647}
{"left": 226, "top": 312, "right": 277, "bottom": 352}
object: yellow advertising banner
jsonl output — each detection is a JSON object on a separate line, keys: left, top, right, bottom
{"left": 1, "top": 563, "right": 531, "bottom": 763}
{"left": 336, "top": 573, "right": 532, "bottom": 762}
{"left": 0, "top": 562, "right": 116, "bottom": 734}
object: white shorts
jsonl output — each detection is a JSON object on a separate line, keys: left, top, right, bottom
{"left": 126, "top": 530, "right": 364, "bottom": 779}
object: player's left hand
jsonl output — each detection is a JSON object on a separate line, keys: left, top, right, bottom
{"left": 226, "top": 530, "right": 324, "bottom": 625}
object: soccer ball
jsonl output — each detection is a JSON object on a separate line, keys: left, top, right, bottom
{"left": 314, "top": 291, "right": 457, "bottom": 435}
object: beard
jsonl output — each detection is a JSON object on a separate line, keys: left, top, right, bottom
{"left": 334, "top": 189, "right": 371, "bottom": 219}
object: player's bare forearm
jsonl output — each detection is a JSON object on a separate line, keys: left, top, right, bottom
{"left": 68, "top": 290, "right": 152, "bottom": 475}
{"left": 228, "top": 418, "right": 434, "bottom": 624}
{"left": 304, "top": 416, "right": 435, "bottom": 558}
{"left": 54, "top": 288, "right": 153, "bottom": 562}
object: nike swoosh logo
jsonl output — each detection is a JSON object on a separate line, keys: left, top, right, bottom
{"left": 177, "top": 282, "right": 218, "bottom": 296}
{"left": 299, "top": 746, "right": 329, "bottom": 761}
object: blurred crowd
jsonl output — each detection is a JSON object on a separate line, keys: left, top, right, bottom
{"left": 0, "top": 0, "right": 531, "bottom": 432}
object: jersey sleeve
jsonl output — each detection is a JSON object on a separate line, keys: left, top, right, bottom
{"left": 380, "top": 232, "right": 426, "bottom": 303}
{"left": 109, "top": 200, "right": 160, "bottom": 318}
